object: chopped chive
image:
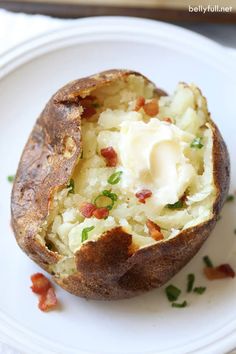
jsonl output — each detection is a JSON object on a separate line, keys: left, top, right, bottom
{"left": 67, "top": 179, "right": 75, "bottom": 193}
{"left": 81, "top": 226, "right": 94, "bottom": 243}
{"left": 172, "top": 301, "right": 187, "bottom": 308}
{"left": 167, "top": 199, "right": 183, "bottom": 209}
{"left": 108, "top": 171, "right": 123, "bottom": 185}
{"left": 94, "top": 190, "right": 118, "bottom": 210}
{"left": 203, "top": 255, "right": 213, "bottom": 268}
{"left": 226, "top": 194, "right": 234, "bottom": 202}
{"left": 80, "top": 151, "right": 84, "bottom": 159}
{"left": 234, "top": 229, "right": 236, "bottom": 235}
{"left": 165, "top": 285, "right": 181, "bottom": 302}
{"left": 193, "top": 287, "right": 206, "bottom": 295}
{"left": 190, "top": 137, "right": 204, "bottom": 149}
{"left": 7, "top": 175, "right": 15, "bottom": 183}
{"left": 187, "top": 273, "right": 195, "bottom": 292}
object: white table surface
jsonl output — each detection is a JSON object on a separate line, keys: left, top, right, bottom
{"left": 0, "top": 8, "right": 235, "bottom": 354}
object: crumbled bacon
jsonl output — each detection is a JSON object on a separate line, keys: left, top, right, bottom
{"left": 146, "top": 219, "right": 164, "bottom": 241}
{"left": 101, "top": 147, "right": 118, "bottom": 167}
{"left": 31, "top": 273, "right": 51, "bottom": 295}
{"left": 30, "top": 273, "right": 58, "bottom": 312}
{"left": 163, "top": 117, "right": 173, "bottom": 123}
{"left": 80, "top": 202, "right": 97, "bottom": 218}
{"left": 204, "top": 264, "right": 235, "bottom": 280}
{"left": 38, "top": 287, "right": 58, "bottom": 312}
{"left": 135, "top": 189, "right": 152, "bottom": 204}
{"left": 80, "top": 96, "right": 96, "bottom": 119}
{"left": 134, "top": 96, "right": 145, "bottom": 111}
{"left": 92, "top": 207, "right": 109, "bottom": 219}
{"left": 143, "top": 99, "right": 159, "bottom": 117}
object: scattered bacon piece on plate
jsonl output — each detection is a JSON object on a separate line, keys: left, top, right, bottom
{"left": 101, "top": 147, "right": 118, "bottom": 167}
{"left": 143, "top": 99, "right": 159, "bottom": 117}
{"left": 31, "top": 273, "right": 51, "bottom": 295}
{"left": 146, "top": 219, "right": 164, "bottom": 241}
{"left": 38, "top": 287, "right": 58, "bottom": 312}
{"left": 204, "top": 263, "right": 235, "bottom": 280}
{"left": 80, "top": 202, "right": 97, "bottom": 218}
{"left": 135, "top": 189, "right": 152, "bottom": 204}
{"left": 93, "top": 207, "right": 109, "bottom": 219}
{"left": 134, "top": 96, "right": 145, "bottom": 111}
{"left": 30, "top": 273, "right": 58, "bottom": 312}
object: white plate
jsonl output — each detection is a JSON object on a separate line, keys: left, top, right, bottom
{"left": 0, "top": 17, "right": 236, "bottom": 354}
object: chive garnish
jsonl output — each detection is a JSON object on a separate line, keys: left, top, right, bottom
{"left": 167, "top": 199, "right": 183, "bottom": 209}
{"left": 81, "top": 226, "right": 94, "bottom": 243}
{"left": 203, "top": 255, "right": 213, "bottom": 268}
{"left": 193, "top": 287, "right": 206, "bottom": 295}
{"left": 92, "top": 103, "right": 100, "bottom": 108}
{"left": 226, "top": 194, "right": 234, "bottom": 202}
{"left": 165, "top": 285, "right": 181, "bottom": 302}
{"left": 94, "top": 190, "right": 118, "bottom": 210}
{"left": 187, "top": 273, "right": 195, "bottom": 292}
{"left": 234, "top": 229, "right": 236, "bottom": 235}
{"left": 7, "top": 175, "right": 15, "bottom": 183}
{"left": 67, "top": 179, "right": 75, "bottom": 193}
{"left": 190, "top": 137, "right": 204, "bottom": 149}
{"left": 172, "top": 301, "right": 187, "bottom": 308}
{"left": 108, "top": 171, "right": 123, "bottom": 185}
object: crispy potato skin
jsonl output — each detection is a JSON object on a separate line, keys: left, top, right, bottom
{"left": 11, "top": 70, "right": 230, "bottom": 300}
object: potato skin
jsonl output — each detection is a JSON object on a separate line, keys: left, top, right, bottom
{"left": 11, "top": 70, "right": 230, "bottom": 300}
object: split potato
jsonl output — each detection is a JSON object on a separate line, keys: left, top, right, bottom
{"left": 11, "top": 70, "right": 230, "bottom": 299}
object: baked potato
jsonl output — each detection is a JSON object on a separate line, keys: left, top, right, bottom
{"left": 11, "top": 69, "right": 230, "bottom": 300}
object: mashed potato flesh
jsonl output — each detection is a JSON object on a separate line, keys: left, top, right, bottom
{"left": 43, "top": 75, "right": 216, "bottom": 262}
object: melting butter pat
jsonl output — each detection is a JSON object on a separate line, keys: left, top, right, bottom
{"left": 119, "top": 118, "right": 196, "bottom": 205}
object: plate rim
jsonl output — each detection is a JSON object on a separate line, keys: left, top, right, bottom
{"left": 0, "top": 16, "right": 236, "bottom": 354}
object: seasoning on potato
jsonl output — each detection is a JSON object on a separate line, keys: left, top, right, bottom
{"left": 11, "top": 70, "right": 230, "bottom": 300}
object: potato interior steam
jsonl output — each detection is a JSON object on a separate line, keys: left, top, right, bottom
{"left": 42, "top": 75, "right": 216, "bottom": 269}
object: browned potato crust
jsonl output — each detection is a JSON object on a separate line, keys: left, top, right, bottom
{"left": 11, "top": 70, "right": 230, "bottom": 300}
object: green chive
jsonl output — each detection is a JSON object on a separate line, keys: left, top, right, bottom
{"left": 187, "top": 273, "right": 195, "bottom": 292}
{"left": 67, "top": 179, "right": 75, "bottom": 194}
{"left": 7, "top": 175, "right": 15, "bottom": 183}
{"left": 172, "top": 301, "right": 187, "bottom": 308}
{"left": 108, "top": 171, "right": 123, "bottom": 185}
{"left": 81, "top": 151, "right": 84, "bottom": 159}
{"left": 94, "top": 190, "right": 118, "bottom": 210}
{"left": 203, "top": 255, "right": 213, "bottom": 268}
{"left": 165, "top": 285, "right": 181, "bottom": 302}
{"left": 190, "top": 137, "right": 204, "bottom": 149}
{"left": 226, "top": 194, "right": 234, "bottom": 202}
{"left": 234, "top": 229, "right": 236, "bottom": 235}
{"left": 92, "top": 103, "right": 100, "bottom": 108}
{"left": 167, "top": 199, "right": 183, "bottom": 209}
{"left": 193, "top": 287, "right": 206, "bottom": 295}
{"left": 81, "top": 226, "right": 94, "bottom": 243}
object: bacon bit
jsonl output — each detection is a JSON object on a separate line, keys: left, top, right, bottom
{"left": 101, "top": 147, "right": 118, "bottom": 167}
{"left": 163, "top": 117, "right": 173, "bottom": 123}
{"left": 204, "top": 264, "right": 235, "bottom": 280}
{"left": 134, "top": 96, "right": 145, "bottom": 111}
{"left": 80, "top": 96, "right": 97, "bottom": 119}
{"left": 146, "top": 219, "right": 164, "bottom": 241}
{"left": 135, "top": 189, "right": 152, "bottom": 204}
{"left": 143, "top": 99, "right": 159, "bottom": 117}
{"left": 80, "top": 202, "right": 97, "bottom": 218}
{"left": 92, "top": 207, "right": 109, "bottom": 219}
{"left": 31, "top": 273, "right": 51, "bottom": 295}
{"left": 38, "top": 287, "right": 58, "bottom": 312}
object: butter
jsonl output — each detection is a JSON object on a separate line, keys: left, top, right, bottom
{"left": 119, "top": 118, "right": 196, "bottom": 206}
